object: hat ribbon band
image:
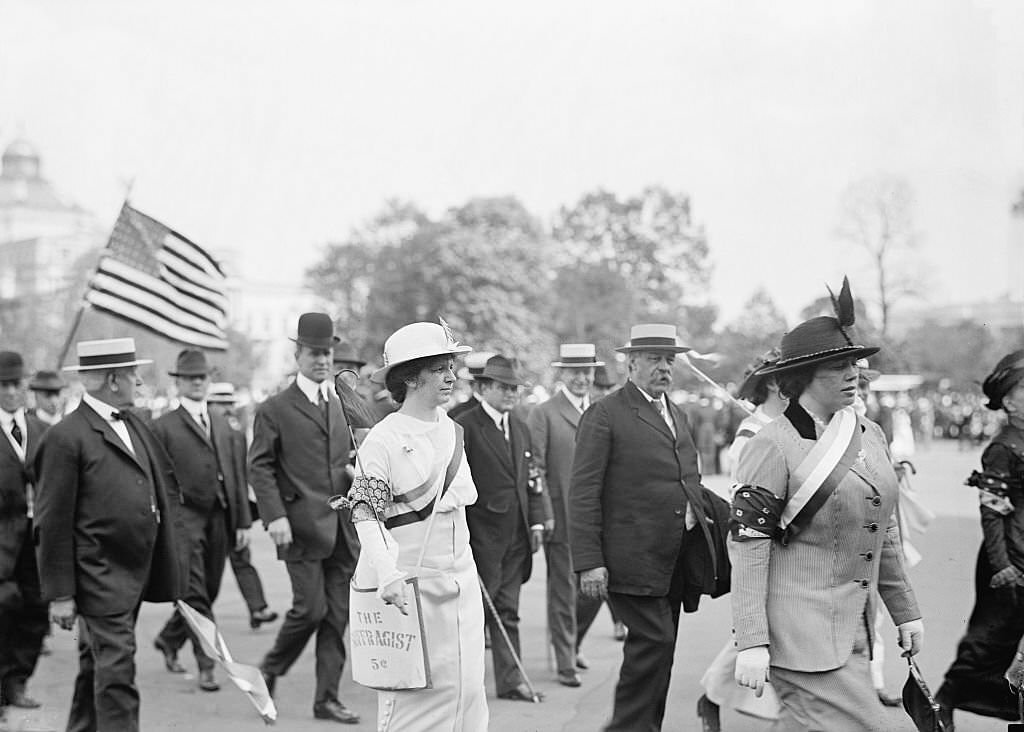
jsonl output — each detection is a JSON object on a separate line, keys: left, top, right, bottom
{"left": 629, "top": 336, "right": 678, "bottom": 348}
{"left": 79, "top": 352, "right": 137, "bottom": 367}
{"left": 557, "top": 356, "right": 598, "bottom": 364}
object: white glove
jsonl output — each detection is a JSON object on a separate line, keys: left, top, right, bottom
{"left": 897, "top": 618, "right": 924, "bottom": 657}
{"left": 354, "top": 520, "right": 406, "bottom": 598}
{"left": 735, "top": 645, "right": 771, "bottom": 697}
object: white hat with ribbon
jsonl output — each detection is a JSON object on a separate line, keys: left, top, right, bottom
{"left": 371, "top": 318, "right": 472, "bottom": 384}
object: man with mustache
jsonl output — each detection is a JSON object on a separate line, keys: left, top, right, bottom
{"left": 571, "top": 324, "right": 725, "bottom": 731}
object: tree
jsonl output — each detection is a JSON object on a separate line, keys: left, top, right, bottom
{"left": 551, "top": 186, "right": 715, "bottom": 360}
{"left": 836, "top": 175, "right": 923, "bottom": 338}
{"left": 714, "top": 289, "right": 788, "bottom": 384}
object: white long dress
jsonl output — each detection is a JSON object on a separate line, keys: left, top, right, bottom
{"left": 353, "top": 409, "right": 489, "bottom": 732}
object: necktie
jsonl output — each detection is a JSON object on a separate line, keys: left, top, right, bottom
{"left": 654, "top": 399, "right": 675, "bottom": 437}
{"left": 10, "top": 422, "right": 23, "bottom": 447}
{"left": 199, "top": 412, "right": 210, "bottom": 437}
{"left": 317, "top": 388, "right": 327, "bottom": 414}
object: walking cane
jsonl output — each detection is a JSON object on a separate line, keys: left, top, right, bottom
{"left": 477, "top": 575, "right": 543, "bottom": 703}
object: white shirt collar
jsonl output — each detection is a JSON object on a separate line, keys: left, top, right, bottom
{"left": 179, "top": 396, "right": 207, "bottom": 420}
{"left": 559, "top": 385, "right": 588, "bottom": 412}
{"left": 479, "top": 399, "right": 506, "bottom": 431}
{"left": 83, "top": 393, "right": 122, "bottom": 422}
{"left": 632, "top": 381, "right": 666, "bottom": 407}
{"left": 0, "top": 407, "right": 24, "bottom": 427}
{"left": 35, "top": 409, "right": 60, "bottom": 426}
{"left": 295, "top": 372, "right": 329, "bottom": 405}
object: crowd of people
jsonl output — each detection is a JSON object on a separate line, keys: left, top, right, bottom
{"left": 1, "top": 277, "right": 1022, "bottom": 731}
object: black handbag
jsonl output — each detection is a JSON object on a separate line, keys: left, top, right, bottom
{"left": 901, "top": 657, "right": 947, "bottom": 732}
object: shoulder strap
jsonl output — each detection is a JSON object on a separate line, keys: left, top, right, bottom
{"left": 779, "top": 407, "right": 861, "bottom": 542}
{"left": 440, "top": 423, "right": 465, "bottom": 500}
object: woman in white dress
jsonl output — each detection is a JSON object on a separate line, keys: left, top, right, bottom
{"left": 343, "top": 321, "right": 489, "bottom": 731}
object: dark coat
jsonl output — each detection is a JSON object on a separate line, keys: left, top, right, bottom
{"left": 33, "top": 402, "right": 186, "bottom": 615}
{"left": 151, "top": 406, "right": 251, "bottom": 537}
{"left": 570, "top": 380, "right": 726, "bottom": 600}
{"left": 249, "top": 382, "right": 359, "bottom": 561}
{"left": 457, "top": 404, "right": 551, "bottom": 582}
{"left": 527, "top": 390, "right": 581, "bottom": 545}
{"left": 0, "top": 412, "right": 46, "bottom": 610}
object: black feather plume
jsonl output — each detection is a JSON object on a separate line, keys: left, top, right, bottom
{"left": 826, "top": 276, "right": 855, "bottom": 328}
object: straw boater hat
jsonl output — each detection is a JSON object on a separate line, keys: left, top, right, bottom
{"left": 371, "top": 318, "right": 472, "bottom": 384}
{"left": 290, "top": 312, "right": 340, "bottom": 349}
{"left": 207, "top": 382, "right": 237, "bottom": 404}
{"left": 333, "top": 342, "right": 366, "bottom": 369}
{"left": 168, "top": 349, "right": 210, "bottom": 377}
{"left": 0, "top": 352, "right": 25, "bottom": 382}
{"left": 63, "top": 338, "right": 153, "bottom": 371}
{"left": 982, "top": 350, "right": 1024, "bottom": 411}
{"left": 478, "top": 355, "right": 526, "bottom": 387}
{"left": 615, "top": 324, "right": 690, "bottom": 354}
{"left": 456, "top": 351, "right": 496, "bottom": 381}
{"left": 29, "top": 370, "right": 66, "bottom": 392}
{"left": 551, "top": 343, "right": 604, "bottom": 368}
{"left": 758, "top": 277, "right": 878, "bottom": 375}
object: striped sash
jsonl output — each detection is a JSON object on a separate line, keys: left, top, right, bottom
{"left": 779, "top": 406, "right": 861, "bottom": 542}
{"left": 385, "top": 424, "right": 465, "bottom": 529}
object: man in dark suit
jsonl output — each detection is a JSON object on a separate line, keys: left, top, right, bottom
{"left": 457, "top": 354, "right": 552, "bottom": 702}
{"left": 571, "top": 324, "right": 723, "bottom": 732}
{"left": 527, "top": 343, "right": 602, "bottom": 688}
{"left": 250, "top": 313, "right": 362, "bottom": 725}
{"left": 152, "top": 350, "right": 252, "bottom": 692}
{"left": 448, "top": 350, "right": 494, "bottom": 419}
{"left": 33, "top": 338, "right": 185, "bottom": 732}
{"left": 0, "top": 352, "right": 49, "bottom": 725}
{"left": 27, "top": 370, "right": 66, "bottom": 427}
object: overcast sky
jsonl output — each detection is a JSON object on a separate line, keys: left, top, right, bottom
{"left": 2, "top": 1, "right": 1022, "bottom": 326}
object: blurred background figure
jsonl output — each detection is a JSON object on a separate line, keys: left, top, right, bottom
{"left": 27, "top": 371, "right": 66, "bottom": 427}
{"left": 450, "top": 351, "right": 495, "bottom": 419}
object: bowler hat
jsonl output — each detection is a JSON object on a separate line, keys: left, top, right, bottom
{"left": 291, "top": 313, "right": 340, "bottom": 350}
{"left": 333, "top": 342, "right": 366, "bottom": 369}
{"left": 0, "top": 352, "right": 25, "bottom": 382}
{"left": 551, "top": 343, "right": 604, "bottom": 368}
{"left": 63, "top": 338, "right": 153, "bottom": 372}
{"left": 456, "top": 351, "right": 495, "bottom": 381}
{"left": 371, "top": 318, "right": 473, "bottom": 384}
{"left": 208, "top": 382, "right": 237, "bottom": 404}
{"left": 757, "top": 278, "right": 878, "bottom": 375}
{"left": 982, "top": 350, "right": 1024, "bottom": 411}
{"left": 168, "top": 349, "right": 210, "bottom": 377}
{"left": 479, "top": 355, "right": 525, "bottom": 388}
{"left": 29, "top": 370, "right": 66, "bottom": 392}
{"left": 737, "top": 348, "right": 781, "bottom": 402}
{"left": 615, "top": 324, "right": 690, "bottom": 354}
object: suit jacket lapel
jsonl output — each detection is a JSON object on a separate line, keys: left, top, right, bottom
{"left": 177, "top": 406, "right": 211, "bottom": 447}
{"left": 625, "top": 381, "right": 674, "bottom": 442}
{"left": 286, "top": 382, "right": 328, "bottom": 434}
{"left": 0, "top": 425, "right": 19, "bottom": 463}
{"left": 79, "top": 402, "right": 144, "bottom": 470}
{"left": 476, "top": 409, "right": 513, "bottom": 473}
{"left": 554, "top": 391, "right": 581, "bottom": 430}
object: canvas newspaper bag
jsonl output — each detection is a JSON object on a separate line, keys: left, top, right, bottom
{"left": 334, "top": 426, "right": 463, "bottom": 691}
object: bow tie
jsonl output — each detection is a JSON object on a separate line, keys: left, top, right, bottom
{"left": 110, "top": 410, "right": 126, "bottom": 421}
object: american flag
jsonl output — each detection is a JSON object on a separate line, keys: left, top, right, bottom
{"left": 85, "top": 204, "right": 229, "bottom": 350}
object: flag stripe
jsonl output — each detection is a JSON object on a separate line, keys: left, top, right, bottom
{"left": 97, "top": 258, "right": 226, "bottom": 327}
{"left": 157, "top": 256, "right": 230, "bottom": 312}
{"left": 158, "top": 238, "right": 229, "bottom": 293}
{"left": 161, "top": 230, "right": 224, "bottom": 278}
{"left": 128, "top": 208, "right": 225, "bottom": 276}
{"left": 90, "top": 272, "right": 225, "bottom": 339}
{"left": 87, "top": 292, "right": 229, "bottom": 350}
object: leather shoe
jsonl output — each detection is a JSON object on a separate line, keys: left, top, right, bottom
{"left": 6, "top": 688, "right": 41, "bottom": 709}
{"left": 313, "top": 699, "right": 360, "bottom": 724}
{"left": 259, "top": 667, "right": 276, "bottom": 698}
{"left": 876, "top": 689, "right": 901, "bottom": 707}
{"left": 249, "top": 607, "right": 279, "bottom": 630}
{"left": 153, "top": 637, "right": 186, "bottom": 674}
{"left": 199, "top": 669, "right": 220, "bottom": 692}
{"left": 575, "top": 653, "right": 589, "bottom": 670}
{"left": 557, "top": 670, "right": 581, "bottom": 688}
{"left": 497, "top": 683, "right": 543, "bottom": 702}
{"left": 696, "top": 694, "right": 721, "bottom": 732}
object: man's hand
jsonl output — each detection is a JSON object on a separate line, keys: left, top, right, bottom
{"left": 543, "top": 518, "right": 555, "bottom": 542}
{"left": 897, "top": 619, "right": 924, "bottom": 657}
{"left": 579, "top": 567, "right": 608, "bottom": 600}
{"left": 380, "top": 578, "right": 408, "bottom": 616}
{"left": 735, "top": 645, "right": 771, "bottom": 697}
{"left": 267, "top": 516, "right": 293, "bottom": 548}
{"left": 235, "top": 527, "right": 251, "bottom": 552}
{"left": 530, "top": 527, "right": 544, "bottom": 553}
{"left": 990, "top": 566, "right": 1021, "bottom": 588}
{"left": 50, "top": 598, "right": 77, "bottom": 631}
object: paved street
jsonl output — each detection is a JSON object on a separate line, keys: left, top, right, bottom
{"left": 10, "top": 440, "right": 1012, "bottom": 731}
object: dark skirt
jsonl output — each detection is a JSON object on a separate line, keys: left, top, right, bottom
{"left": 937, "top": 545, "right": 1024, "bottom": 720}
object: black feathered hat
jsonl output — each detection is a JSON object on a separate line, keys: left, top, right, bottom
{"left": 982, "top": 350, "right": 1024, "bottom": 411}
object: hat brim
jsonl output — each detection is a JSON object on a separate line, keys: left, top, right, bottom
{"left": 168, "top": 370, "right": 210, "bottom": 378}
{"left": 614, "top": 345, "right": 690, "bottom": 354}
{"left": 64, "top": 358, "right": 153, "bottom": 372}
{"left": 290, "top": 336, "right": 342, "bottom": 349}
{"left": 551, "top": 360, "right": 605, "bottom": 368}
{"left": 207, "top": 396, "right": 236, "bottom": 404}
{"left": 757, "top": 346, "right": 880, "bottom": 376}
{"left": 371, "top": 345, "right": 473, "bottom": 384}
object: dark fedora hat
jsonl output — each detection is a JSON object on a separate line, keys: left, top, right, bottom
{"left": 29, "top": 370, "right": 66, "bottom": 392}
{"left": 479, "top": 355, "right": 525, "bottom": 387}
{"left": 0, "top": 351, "right": 25, "bottom": 382}
{"left": 168, "top": 349, "right": 210, "bottom": 377}
{"left": 291, "top": 312, "right": 340, "bottom": 350}
{"left": 737, "top": 347, "right": 781, "bottom": 401}
{"left": 333, "top": 342, "right": 366, "bottom": 369}
{"left": 593, "top": 364, "right": 617, "bottom": 389}
{"left": 982, "top": 350, "right": 1024, "bottom": 411}
{"left": 758, "top": 278, "right": 878, "bottom": 375}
